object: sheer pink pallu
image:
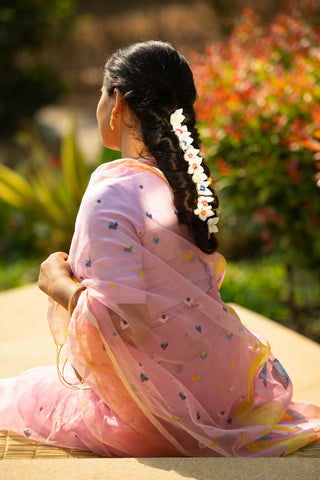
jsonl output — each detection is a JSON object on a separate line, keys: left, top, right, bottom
{"left": 1, "top": 158, "right": 319, "bottom": 457}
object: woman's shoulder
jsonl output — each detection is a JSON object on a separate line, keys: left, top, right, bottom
{"left": 82, "top": 157, "right": 170, "bottom": 217}
{"left": 90, "top": 157, "right": 167, "bottom": 188}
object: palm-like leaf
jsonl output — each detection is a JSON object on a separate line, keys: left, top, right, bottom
{"left": 0, "top": 119, "right": 121, "bottom": 253}
{"left": 0, "top": 123, "right": 94, "bottom": 251}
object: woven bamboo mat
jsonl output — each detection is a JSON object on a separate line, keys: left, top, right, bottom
{"left": 288, "top": 440, "right": 320, "bottom": 458}
{"left": 0, "top": 430, "right": 319, "bottom": 459}
{"left": 0, "top": 431, "right": 100, "bottom": 459}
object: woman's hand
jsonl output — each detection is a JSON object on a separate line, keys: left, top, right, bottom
{"left": 38, "top": 252, "right": 77, "bottom": 309}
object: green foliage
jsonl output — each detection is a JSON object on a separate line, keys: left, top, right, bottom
{"left": 0, "top": 122, "right": 120, "bottom": 255}
{"left": 0, "top": 256, "right": 41, "bottom": 291}
{"left": 192, "top": 2, "right": 320, "bottom": 267}
{"left": 0, "top": 0, "right": 76, "bottom": 134}
{"left": 221, "top": 257, "right": 320, "bottom": 342}
{"left": 192, "top": 1, "right": 320, "bottom": 333}
{"left": 0, "top": 201, "right": 37, "bottom": 262}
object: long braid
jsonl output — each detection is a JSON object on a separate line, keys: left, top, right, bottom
{"left": 104, "top": 41, "right": 219, "bottom": 254}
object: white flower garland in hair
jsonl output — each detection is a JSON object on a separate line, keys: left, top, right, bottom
{"left": 170, "top": 108, "right": 219, "bottom": 233}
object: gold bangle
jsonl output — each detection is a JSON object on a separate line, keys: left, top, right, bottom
{"left": 67, "top": 285, "right": 86, "bottom": 317}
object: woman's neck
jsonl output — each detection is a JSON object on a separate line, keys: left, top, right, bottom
{"left": 119, "top": 109, "right": 151, "bottom": 160}
{"left": 119, "top": 138, "right": 145, "bottom": 159}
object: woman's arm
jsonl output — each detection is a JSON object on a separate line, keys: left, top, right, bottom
{"left": 38, "top": 251, "right": 150, "bottom": 346}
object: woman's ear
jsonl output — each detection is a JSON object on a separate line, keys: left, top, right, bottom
{"left": 111, "top": 88, "right": 122, "bottom": 117}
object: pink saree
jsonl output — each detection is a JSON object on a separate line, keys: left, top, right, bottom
{"left": 0, "top": 157, "right": 319, "bottom": 457}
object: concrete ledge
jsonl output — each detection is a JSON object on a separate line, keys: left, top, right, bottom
{"left": 1, "top": 457, "right": 320, "bottom": 480}
{"left": 0, "top": 283, "right": 55, "bottom": 376}
{"left": 0, "top": 284, "right": 319, "bottom": 478}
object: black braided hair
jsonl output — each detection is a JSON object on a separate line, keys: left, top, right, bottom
{"left": 103, "top": 40, "right": 219, "bottom": 254}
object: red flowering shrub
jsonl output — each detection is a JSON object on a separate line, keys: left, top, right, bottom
{"left": 192, "top": 1, "right": 320, "bottom": 270}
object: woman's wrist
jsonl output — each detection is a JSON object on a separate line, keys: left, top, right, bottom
{"left": 50, "top": 277, "right": 79, "bottom": 311}
{"left": 68, "top": 285, "right": 87, "bottom": 316}
{"left": 38, "top": 251, "right": 76, "bottom": 308}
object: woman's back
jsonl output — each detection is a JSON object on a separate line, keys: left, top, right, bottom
{"left": 65, "top": 156, "right": 319, "bottom": 458}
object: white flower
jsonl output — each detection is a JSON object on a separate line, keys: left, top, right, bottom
{"left": 174, "top": 125, "right": 188, "bottom": 136}
{"left": 196, "top": 182, "right": 212, "bottom": 196}
{"left": 184, "top": 146, "right": 200, "bottom": 162}
{"left": 192, "top": 171, "right": 208, "bottom": 184}
{"left": 187, "top": 157, "right": 204, "bottom": 175}
{"left": 194, "top": 205, "right": 214, "bottom": 221}
{"left": 170, "top": 108, "right": 185, "bottom": 129}
{"left": 175, "top": 128, "right": 191, "bottom": 141}
{"left": 207, "top": 217, "right": 219, "bottom": 233}
{"left": 179, "top": 134, "right": 193, "bottom": 151}
{"left": 173, "top": 128, "right": 193, "bottom": 150}
{"left": 197, "top": 195, "right": 214, "bottom": 207}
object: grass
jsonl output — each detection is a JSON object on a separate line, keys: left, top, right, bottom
{"left": 220, "top": 257, "right": 320, "bottom": 342}
{"left": 0, "top": 256, "right": 42, "bottom": 291}
{"left": 220, "top": 258, "right": 290, "bottom": 324}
